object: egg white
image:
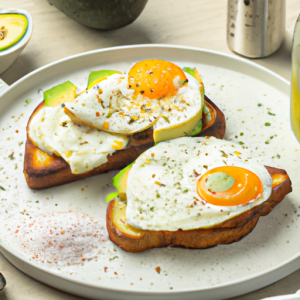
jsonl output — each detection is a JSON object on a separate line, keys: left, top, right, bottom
{"left": 63, "top": 72, "right": 202, "bottom": 135}
{"left": 28, "top": 106, "right": 128, "bottom": 174}
{"left": 125, "top": 137, "right": 272, "bottom": 231}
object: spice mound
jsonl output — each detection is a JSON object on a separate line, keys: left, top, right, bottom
{"left": 12, "top": 211, "right": 108, "bottom": 267}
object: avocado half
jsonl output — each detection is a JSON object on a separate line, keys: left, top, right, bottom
{"left": 47, "top": 0, "right": 148, "bottom": 30}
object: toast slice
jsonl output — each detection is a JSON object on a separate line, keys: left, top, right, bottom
{"left": 107, "top": 166, "right": 292, "bottom": 252}
{"left": 24, "top": 96, "right": 226, "bottom": 189}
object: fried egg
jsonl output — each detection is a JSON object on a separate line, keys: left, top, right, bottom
{"left": 125, "top": 136, "right": 272, "bottom": 231}
{"left": 28, "top": 106, "right": 128, "bottom": 174}
{"left": 63, "top": 60, "right": 203, "bottom": 144}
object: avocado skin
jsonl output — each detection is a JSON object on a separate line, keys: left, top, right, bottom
{"left": 47, "top": 0, "right": 148, "bottom": 30}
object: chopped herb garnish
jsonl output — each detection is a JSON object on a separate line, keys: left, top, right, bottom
{"left": 156, "top": 193, "right": 160, "bottom": 198}
{"left": 109, "top": 256, "right": 119, "bottom": 261}
{"left": 183, "top": 189, "right": 188, "bottom": 193}
{"left": 220, "top": 150, "right": 228, "bottom": 158}
{"left": 239, "top": 141, "right": 244, "bottom": 145}
{"left": 265, "top": 122, "right": 271, "bottom": 126}
{"left": 18, "top": 141, "right": 23, "bottom": 146}
{"left": 25, "top": 99, "right": 32, "bottom": 105}
{"left": 265, "top": 140, "right": 270, "bottom": 144}
{"left": 240, "top": 132, "right": 244, "bottom": 136}
{"left": 150, "top": 207, "right": 154, "bottom": 212}
{"left": 277, "top": 154, "right": 281, "bottom": 159}
{"left": 258, "top": 103, "right": 262, "bottom": 107}
{"left": 223, "top": 160, "right": 227, "bottom": 165}
{"left": 268, "top": 111, "right": 276, "bottom": 116}
{"left": 162, "top": 162, "right": 167, "bottom": 166}
{"left": 162, "top": 116, "right": 170, "bottom": 123}
{"left": 0, "top": 186, "right": 5, "bottom": 191}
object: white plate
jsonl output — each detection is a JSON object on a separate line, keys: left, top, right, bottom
{"left": 0, "top": 45, "right": 299, "bottom": 300}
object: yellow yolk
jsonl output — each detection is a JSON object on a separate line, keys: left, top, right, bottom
{"left": 197, "top": 166, "right": 263, "bottom": 206}
{"left": 127, "top": 59, "right": 187, "bottom": 99}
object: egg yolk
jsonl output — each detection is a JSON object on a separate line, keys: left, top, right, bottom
{"left": 197, "top": 166, "right": 263, "bottom": 206}
{"left": 127, "top": 59, "right": 187, "bottom": 99}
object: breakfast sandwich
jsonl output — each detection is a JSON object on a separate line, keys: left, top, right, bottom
{"left": 24, "top": 60, "right": 226, "bottom": 189}
{"left": 106, "top": 136, "right": 292, "bottom": 252}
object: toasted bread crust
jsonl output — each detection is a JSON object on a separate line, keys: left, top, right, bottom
{"left": 107, "top": 166, "right": 292, "bottom": 252}
{"left": 24, "top": 96, "right": 225, "bottom": 189}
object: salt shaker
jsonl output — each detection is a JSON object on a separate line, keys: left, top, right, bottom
{"left": 227, "top": 0, "right": 286, "bottom": 58}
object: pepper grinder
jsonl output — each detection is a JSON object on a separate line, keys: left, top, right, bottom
{"left": 227, "top": 0, "right": 286, "bottom": 58}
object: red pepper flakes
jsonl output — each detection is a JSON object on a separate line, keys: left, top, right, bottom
{"left": 104, "top": 267, "right": 108, "bottom": 272}
{"left": 151, "top": 153, "right": 155, "bottom": 157}
{"left": 114, "top": 272, "right": 118, "bottom": 275}
{"left": 155, "top": 267, "right": 161, "bottom": 274}
{"left": 15, "top": 130, "right": 19, "bottom": 133}
{"left": 96, "top": 112, "right": 100, "bottom": 117}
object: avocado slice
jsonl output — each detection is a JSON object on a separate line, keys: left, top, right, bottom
{"left": 0, "top": 14, "right": 28, "bottom": 52}
{"left": 87, "top": 70, "right": 122, "bottom": 90}
{"left": 188, "top": 119, "right": 202, "bottom": 136}
{"left": 106, "top": 162, "right": 134, "bottom": 202}
{"left": 44, "top": 81, "right": 77, "bottom": 107}
{"left": 183, "top": 67, "right": 205, "bottom": 100}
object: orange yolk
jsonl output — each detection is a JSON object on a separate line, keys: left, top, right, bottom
{"left": 197, "top": 166, "right": 263, "bottom": 206}
{"left": 127, "top": 59, "right": 187, "bottom": 99}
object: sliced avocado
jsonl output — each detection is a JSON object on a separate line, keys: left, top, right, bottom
{"left": 87, "top": 70, "right": 121, "bottom": 90}
{"left": 188, "top": 119, "right": 202, "bottom": 136}
{"left": 106, "top": 192, "right": 119, "bottom": 203}
{"left": 105, "top": 162, "right": 134, "bottom": 202}
{"left": 183, "top": 66, "right": 205, "bottom": 94}
{"left": 0, "top": 14, "right": 28, "bottom": 52}
{"left": 44, "top": 81, "right": 77, "bottom": 107}
{"left": 182, "top": 67, "right": 195, "bottom": 77}
{"left": 203, "top": 104, "right": 212, "bottom": 125}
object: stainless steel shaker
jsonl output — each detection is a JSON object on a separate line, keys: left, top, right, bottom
{"left": 227, "top": 0, "right": 286, "bottom": 58}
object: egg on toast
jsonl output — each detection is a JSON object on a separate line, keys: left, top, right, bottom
{"left": 24, "top": 60, "right": 226, "bottom": 189}
{"left": 106, "top": 137, "right": 292, "bottom": 252}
